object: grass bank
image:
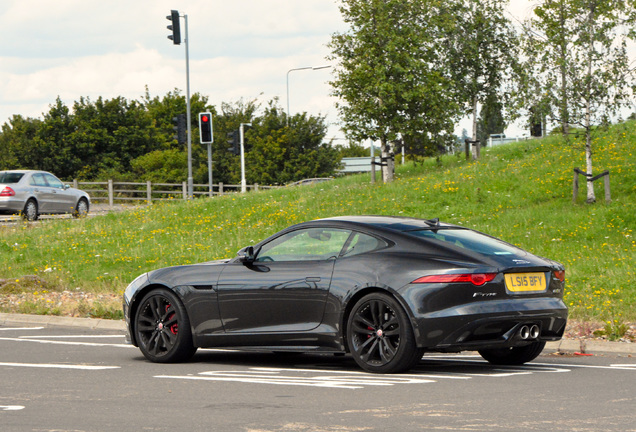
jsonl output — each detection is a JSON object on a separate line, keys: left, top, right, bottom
{"left": 1, "top": 122, "right": 634, "bottom": 329}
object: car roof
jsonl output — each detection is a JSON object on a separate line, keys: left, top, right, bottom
{"left": 314, "top": 215, "right": 457, "bottom": 232}
{"left": 0, "top": 170, "right": 40, "bottom": 174}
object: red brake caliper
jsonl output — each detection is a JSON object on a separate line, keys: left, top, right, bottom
{"left": 165, "top": 304, "right": 178, "bottom": 335}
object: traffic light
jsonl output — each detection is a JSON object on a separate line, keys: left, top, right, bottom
{"left": 166, "top": 10, "right": 181, "bottom": 45}
{"left": 227, "top": 130, "right": 240, "bottom": 155}
{"left": 199, "top": 113, "right": 213, "bottom": 143}
{"left": 172, "top": 114, "right": 186, "bottom": 144}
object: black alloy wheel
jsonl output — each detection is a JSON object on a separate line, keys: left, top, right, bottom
{"left": 134, "top": 289, "right": 197, "bottom": 363}
{"left": 478, "top": 341, "right": 546, "bottom": 365}
{"left": 347, "top": 292, "right": 423, "bottom": 373}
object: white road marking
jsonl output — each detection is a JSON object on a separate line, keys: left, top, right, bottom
{"left": 254, "top": 366, "right": 471, "bottom": 380}
{"left": 0, "top": 327, "right": 45, "bottom": 331}
{"left": 157, "top": 368, "right": 437, "bottom": 389}
{"left": 610, "top": 364, "right": 636, "bottom": 369}
{"left": 19, "top": 335, "right": 125, "bottom": 339}
{"left": 0, "top": 406, "right": 25, "bottom": 411}
{"left": 156, "top": 358, "right": 636, "bottom": 390}
{"left": 0, "top": 336, "right": 132, "bottom": 348}
{"left": 531, "top": 361, "right": 636, "bottom": 371}
{"left": 0, "top": 362, "right": 119, "bottom": 370}
{"left": 427, "top": 357, "right": 636, "bottom": 372}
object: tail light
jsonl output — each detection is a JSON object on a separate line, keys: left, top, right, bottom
{"left": 553, "top": 270, "right": 565, "bottom": 282}
{"left": 412, "top": 273, "right": 497, "bottom": 287}
{"left": 0, "top": 187, "right": 15, "bottom": 197}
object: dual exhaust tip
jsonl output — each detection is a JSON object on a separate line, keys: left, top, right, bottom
{"left": 518, "top": 324, "right": 540, "bottom": 340}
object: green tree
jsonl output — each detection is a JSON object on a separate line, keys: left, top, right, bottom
{"left": 68, "top": 96, "right": 160, "bottom": 179}
{"left": 329, "top": 0, "right": 460, "bottom": 182}
{"left": 334, "top": 140, "right": 369, "bottom": 158}
{"left": 36, "top": 97, "right": 77, "bottom": 177}
{"left": 131, "top": 149, "right": 188, "bottom": 183}
{"left": 477, "top": 94, "right": 506, "bottom": 146}
{"left": 523, "top": 0, "right": 574, "bottom": 138}
{"left": 524, "top": 0, "right": 636, "bottom": 202}
{"left": 246, "top": 102, "right": 339, "bottom": 185}
{"left": 446, "top": 0, "right": 519, "bottom": 159}
{"left": 0, "top": 115, "right": 41, "bottom": 170}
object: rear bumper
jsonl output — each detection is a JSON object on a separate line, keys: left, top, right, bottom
{"left": 0, "top": 198, "right": 25, "bottom": 214}
{"left": 413, "top": 297, "right": 568, "bottom": 352}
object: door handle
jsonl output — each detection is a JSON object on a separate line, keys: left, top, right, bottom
{"left": 305, "top": 277, "right": 321, "bottom": 282}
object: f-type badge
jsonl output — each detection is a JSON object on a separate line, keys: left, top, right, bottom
{"left": 473, "top": 292, "right": 497, "bottom": 298}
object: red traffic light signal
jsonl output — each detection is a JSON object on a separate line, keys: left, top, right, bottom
{"left": 199, "top": 112, "right": 213, "bottom": 143}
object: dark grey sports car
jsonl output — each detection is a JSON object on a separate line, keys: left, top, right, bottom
{"left": 123, "top": 216, "right": 568, "bottom": 373}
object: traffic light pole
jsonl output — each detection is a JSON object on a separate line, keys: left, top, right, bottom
{"left": 167, "top": 10, "right": 192, "bottom": 198}
{"left": 239, "top": 123, "right": 251, "bottom": 193}
{"left": 184, "top": 14, "right": 193, "bottom": 199}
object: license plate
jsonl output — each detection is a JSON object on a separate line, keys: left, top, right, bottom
{"left": 505, "top": 272, "right": 547, "bottom": 292}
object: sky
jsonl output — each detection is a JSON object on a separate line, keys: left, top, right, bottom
{"left": 1, "top": 1, "right": 542, "bottom": 144}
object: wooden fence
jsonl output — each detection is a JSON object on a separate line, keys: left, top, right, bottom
{"left": 70, "top": 180, "right": 279, "bottom": 207}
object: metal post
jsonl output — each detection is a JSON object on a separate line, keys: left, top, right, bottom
{"left": 207, "top": 143, "right": 213, "bottom": 197}
{"left": 184, "top": 14, "right": 193, "bottom": 199}
{"left": 240, "top": 123, "right": 251, "bottom": 193}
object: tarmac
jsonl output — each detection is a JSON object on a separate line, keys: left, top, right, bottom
{"left": 1, "top": 312, "right": 634, "bottom": 356}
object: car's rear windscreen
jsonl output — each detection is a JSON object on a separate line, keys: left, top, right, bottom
{"left": 406, "top": 228, "right": 526, "bottom": 257}
{"left": 0, "top": 172, "right": 24, "bottom": 184}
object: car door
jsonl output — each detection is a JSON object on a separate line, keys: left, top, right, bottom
{"left": 43, "top": 173, "right": 75, "bottom": 213}
{"left": 217, "top": 227, "right": 352, "bottom": 333}
{"left": 28, "top": 172, "right": 55, "bottom": 213}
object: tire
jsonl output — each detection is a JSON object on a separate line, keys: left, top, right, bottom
{"left": 73, "top": 198, "right": 89, "bottom": 218}
{"left": 22, "top": 199, "right": 38, "bottom": 221}
{"left": 478, "top": 341, "right": 546, "bottom": 365}
{"left": 347, "top": 292, "right": 423, "bottom": 373}
{"left": 134, "top": 288, "right": 197, "bottom": 363}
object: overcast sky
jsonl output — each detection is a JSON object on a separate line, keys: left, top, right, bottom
{"left": 1, "top": 1, "right": 542, "bottom": 142}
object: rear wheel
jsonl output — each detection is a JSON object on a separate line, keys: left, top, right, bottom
{"left": 134, "top": 289, "right": 197, "bottom": 363}
{"left": 22, "top": 199, "right": 38, "bottom": 221}
{"left": 478, "top": 341, "right": 546, "bottom": 365}
{"left": 347, "top": 292, "right": 423, "bottom": 373}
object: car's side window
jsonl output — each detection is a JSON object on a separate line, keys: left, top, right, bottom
{"left": 44, "top": 174, "right": 64, "bottom": 189}
{"left": 255, "top": 228, "right": 351, "bottom": 262}
{"left": 30, "top": 173, "right": 48, "bottom": 187}
{"left": 342, "top": 232, "right": 387, "bottom": 257}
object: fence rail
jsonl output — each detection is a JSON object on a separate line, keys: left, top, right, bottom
{"left": 70, "top": 180, "right": 279, "bottom": 207}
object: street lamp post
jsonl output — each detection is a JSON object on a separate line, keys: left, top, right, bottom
{"left": 286, "top": 65, "right": 331, "bottom": 126}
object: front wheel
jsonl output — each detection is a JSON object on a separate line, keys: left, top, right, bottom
{"left": 73, "top": 198, "right": 89, "bottom": 218}
{"left": 347, "top": 293, "right": 423, "bottom": 373}
{"left": 478, "top": 341, "right": 546, "bottom": 365}
{"left": 134, "top": 289, "right": 197, "bottom": 363}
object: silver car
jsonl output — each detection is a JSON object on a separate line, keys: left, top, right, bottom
{"left": 0, "top": 170, "right": 90, "bottom": 221}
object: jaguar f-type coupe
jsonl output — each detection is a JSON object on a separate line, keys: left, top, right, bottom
{"left": 123, "top": 216, "right": 568, "bottom": 373}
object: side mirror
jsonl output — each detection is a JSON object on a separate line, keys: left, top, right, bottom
{"left": 236, "top": 246, "right": 255, "bottom": 263}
